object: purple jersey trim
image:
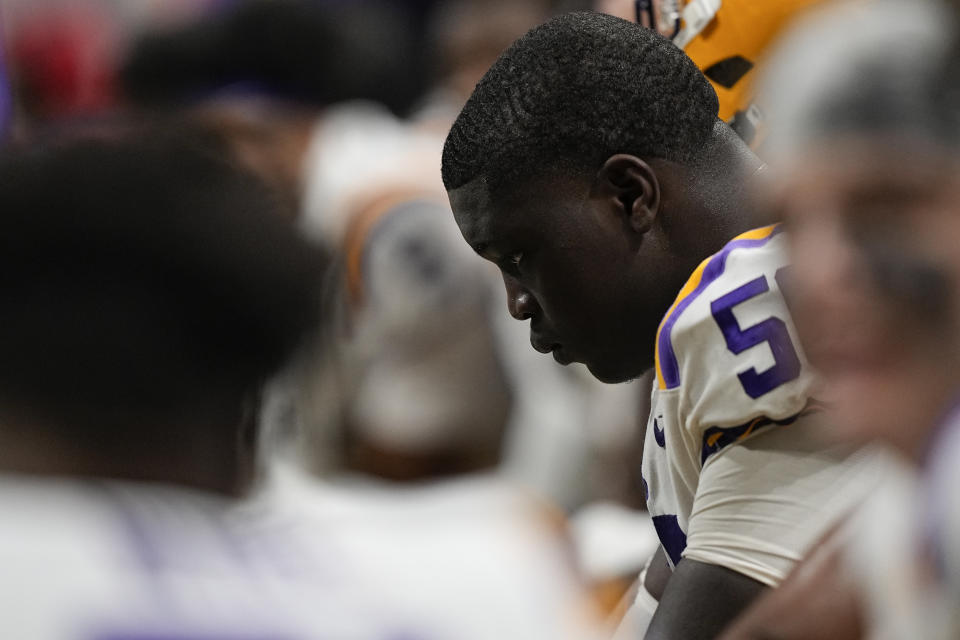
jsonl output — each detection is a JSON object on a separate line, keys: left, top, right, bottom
{"left": 699, "top": 403, "right": 820, "bottom": 466}
{"left": 0, "top": 10, "right": 10, "bottom": 140}
{"left": 657, "top": 225, "right": 785, "bottom": 389}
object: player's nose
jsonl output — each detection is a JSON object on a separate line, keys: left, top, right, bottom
{"left": 503, "top": 274, "right": 540, "bottom": 321}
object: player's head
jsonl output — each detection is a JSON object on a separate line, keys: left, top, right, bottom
{"left": 760, "top": 1, "right": 960, "bottom": 458}
{"left": 0, "top": 128, "right": 326, "bottom": 490}
{"left": 442, "top": 11, "right": 754, "bottom": 383}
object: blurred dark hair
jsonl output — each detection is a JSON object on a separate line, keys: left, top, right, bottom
{"left": 120, "top": 0, "right": 423, "bottom": 116}
{"left": 0, "top": 126, "right": 327, "bottom": 435}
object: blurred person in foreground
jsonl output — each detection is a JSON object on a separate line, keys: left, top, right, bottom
{"left": 0, "top": 129, "right": 418, "bottom": 638}
{"left": 442, "top": 12, "right": 877, "bottom": 639}
{"left": 718, "top": 1, "right": 960, "bottom": 638}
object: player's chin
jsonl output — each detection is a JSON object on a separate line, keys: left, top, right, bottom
{"left": 584, "top": 359, "right": 640, "bottom": 384}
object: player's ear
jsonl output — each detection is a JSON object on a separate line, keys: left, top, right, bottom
{"left": 593, "top": 154, "right": 660, "bottom": 234}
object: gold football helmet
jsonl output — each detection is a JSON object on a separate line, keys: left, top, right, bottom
{"left": 636, "top": 0, "right": 829, "bottom": 145}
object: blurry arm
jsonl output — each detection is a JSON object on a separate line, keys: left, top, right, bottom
{"left": 645, "top": 558, "right": 766, "bottom": 640}
{"left": 717, "top": 530, "right": 863, "bottom": 640}
{"left": 643, "top": 545, "right": 671, "bottom": 600}
{"left": 611, "top": 546, "right": 670, "bottom": 640}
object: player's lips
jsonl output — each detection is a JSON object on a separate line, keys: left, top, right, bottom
{"left": 531, "top": 335, "right": 574, "bottom": 365}
{"left": 530, "top": 335, "right": 558, "bottom": 355}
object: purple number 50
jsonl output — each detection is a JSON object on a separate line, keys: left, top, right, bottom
{"left": 710, "top": 271, "right": 801, "bottom": 398}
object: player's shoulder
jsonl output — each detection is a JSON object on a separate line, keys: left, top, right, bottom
{"left": 653, "top": 225, "right": 813, "bottom": 425}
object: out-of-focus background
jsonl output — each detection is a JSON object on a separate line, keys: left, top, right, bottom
{"left": 11, "top": 2, "right": 960, "bottom": 638}
{"left": 0, "top": 0, "right": 837, "bottom": 602}
{"left": 0, "top": 0, "right": 660, "bottom": 618}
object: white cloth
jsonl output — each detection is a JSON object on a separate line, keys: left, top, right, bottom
{"left": 611, "top": 559, "right": 659, "bottom": 640}
{"left": 0, "top": 475, "right": 405, "bottom": 639}
{"left": 683, "top": 421, "right": 875, "bottom": 585}
{"left": 843, "top": 433, "right": 960, "bottom": 639}
{"left": 643, "top": 226, "right": 873, "bottom": 585}
{"left": 259, "top": 463, "right": 604, "bottom": 640}
{"left": 298, "top": 102, "right": 447, "bottom": 248}
{"left": 844, "top": 454, "right": 930, "bottom": 640}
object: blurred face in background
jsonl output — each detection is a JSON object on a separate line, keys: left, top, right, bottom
{"left": 769, "top": 139, "right": 960, "bottom": 460}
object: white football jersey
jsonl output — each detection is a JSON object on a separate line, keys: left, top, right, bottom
{"left": 259, "top": 463, "right": 604, "bottom": 640}
{"left": 0, "top": 475, "right": 414, "bottom": 640}
{"left": 642, "top": 225, "right": 869, "bottom": 585}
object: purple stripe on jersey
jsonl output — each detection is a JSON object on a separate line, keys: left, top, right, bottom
{"left": 699, "top": 405, "right": 816, "bottom": 466}
{"left": 657, "top": 225, "right": 785, "bottom": 389}
{"left": 652, "top": 514, "right": 687, "bottom": 567}
{"left": 920, "top": 396, "right": 960, "bottom": 580}
{"left": 0, "top": 11, "right": 11, "bottom": 140}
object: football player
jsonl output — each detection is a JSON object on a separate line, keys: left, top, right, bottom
{"left": 442, "top": 12, "right": 873, "bottom": 639}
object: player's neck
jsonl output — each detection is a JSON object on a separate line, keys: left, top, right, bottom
{"left": 0, "top": 422, "right": 249, "bottom": 496}
{"left": 693, "top": 123, "right": 764, "bottom": 243}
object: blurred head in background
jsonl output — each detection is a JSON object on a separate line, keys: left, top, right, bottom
{"left": 759, "top": 0, "right": 960, "bottom": 461}
{"left": 116, "top": 0, "right": 424, "bottom": 220}
{"left": 286, "top": 194, "right": 515, "bottom": 482}
{"left": 0, "top": 126, "right": 326, "bottom": 494}
{"left": 421, "top": 0, "right": 557, "bottom": 118}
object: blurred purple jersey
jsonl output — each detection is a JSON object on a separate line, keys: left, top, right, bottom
{"left": 0, "top": 13, "right": 10, "bottom": 139}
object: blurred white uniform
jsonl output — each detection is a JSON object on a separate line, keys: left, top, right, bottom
{"left": 843, "top": 455, "right": 934, "bottom": 640}
{"left": 644, "top": 225, "right": 872, "bottom": 584}
{"left": 262, "top": 463, "right": 602, "bottom": 640}
{"left": 843, "top": 420, "right": 960, "bottom": 640}
{"left": 0, "top": 475, "right": 410, "bottom": 640}
{"left": 923, "top": 407, "right": 960, "bottom": 638}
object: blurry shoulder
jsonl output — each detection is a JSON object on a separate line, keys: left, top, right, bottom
{"left": 260, "top": 464, "right": 558, "bottom": 527}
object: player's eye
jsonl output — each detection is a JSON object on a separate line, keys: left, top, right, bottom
{"left": 508, "top": 252, "right": 525, "bottom": 271}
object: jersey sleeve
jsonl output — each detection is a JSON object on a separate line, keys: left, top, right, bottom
{"left": 682, "top": 419, "right": 877, "bottom": 586}
{"left": 655, "top": 226, "right": 818, "bottom": 469}
{"left": 644, "top": 226, "right": 847, "bottom": 579}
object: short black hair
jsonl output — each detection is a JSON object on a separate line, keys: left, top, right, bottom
{"left": 0, "top": 128, "right": 327, "bottom": 434}
{"left": 441, "top": 11, "right": 718, "bottom": 191}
